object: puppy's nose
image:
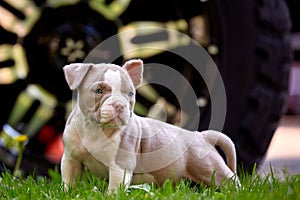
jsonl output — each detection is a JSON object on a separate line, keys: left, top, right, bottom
{"left": 113, "top": 102, "right": 125, "bottom": 113}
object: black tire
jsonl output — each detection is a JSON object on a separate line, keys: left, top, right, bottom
{"left": 210, "top": 0, "right": 292, "bottom": 171}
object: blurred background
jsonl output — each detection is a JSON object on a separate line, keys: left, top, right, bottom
{"left": 0, "top": 0, "right": 298, "bottom": 176}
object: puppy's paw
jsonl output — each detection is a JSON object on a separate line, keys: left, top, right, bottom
{"left": 107, "top": 187, "right": 119, "bottom": 195}
{"left": 63, "top": 182, "right": 71, "bottom": 192}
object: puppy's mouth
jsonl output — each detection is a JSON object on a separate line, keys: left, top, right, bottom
{"left": 99, "top": 117, "right": 127, "bottom": 129}
{"left": 98, "top": 109, "right": 129, "bottom": 128}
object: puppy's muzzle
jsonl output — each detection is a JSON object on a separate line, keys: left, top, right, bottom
{"left": 99, "top": 97, "right": 130, "bottom": 127}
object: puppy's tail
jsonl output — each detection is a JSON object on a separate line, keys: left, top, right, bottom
{"left": 203, "top": 130, "right": 237, "bottom": 174}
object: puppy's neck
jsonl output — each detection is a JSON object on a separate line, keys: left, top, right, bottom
{"left": 100, "top": 126, "right": 121, "bottom": 140}
{"left": 80, "top": 116, "right": 121, "bottom": 140}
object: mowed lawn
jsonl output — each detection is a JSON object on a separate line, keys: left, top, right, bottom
{"left": 0, "top": 167, "right": 300, "bottom": 200}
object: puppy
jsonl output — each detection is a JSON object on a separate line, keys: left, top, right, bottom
{"left": 61, "top": 59, "right": 239, "bottom": 192}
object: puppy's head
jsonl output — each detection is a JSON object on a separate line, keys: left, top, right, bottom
{"left": 63, "top": 59, "right": 143, "bottom": 128}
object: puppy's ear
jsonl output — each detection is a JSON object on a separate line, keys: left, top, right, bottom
{"left": 122, "top": 59, "right": 143, "bottom": 87}
{"left": 63, "top": 63, "right": 92, "bottom": 90}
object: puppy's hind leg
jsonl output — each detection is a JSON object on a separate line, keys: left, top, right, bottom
{"left": 214, "top": 162, "right": 240, "bottom": 188}
{"left": 204, "top": 131, "right": 241, "bottom": 188}
{"left": 188, "top": 142, "right": 240, "bottom": 188}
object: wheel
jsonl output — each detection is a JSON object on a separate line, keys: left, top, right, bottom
{"left": 0, "top": 0, "right": 292, "bottom": 175}
{"left": 209, "top": 0, "right": 292, "bottom": 172}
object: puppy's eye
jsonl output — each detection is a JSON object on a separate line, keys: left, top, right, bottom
{"left": 128, "top": 91, "right": 134, "bottom": 97}
{"left": 93, "top": 88, "right": 103, "bottom": 94}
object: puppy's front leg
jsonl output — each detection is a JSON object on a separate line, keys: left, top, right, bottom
{"left": 61, "top": 155, "right": 83, "bottom": 190}
{"left": 108, "top": 167, "right": 132, "bottom": 193}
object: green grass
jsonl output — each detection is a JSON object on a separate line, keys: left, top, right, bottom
{"left": 0, "top": 167, "right": 300, "bottom": 200}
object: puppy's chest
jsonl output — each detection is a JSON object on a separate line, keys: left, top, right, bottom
{"left": 84, "top": 134, "right": 125, "bottom": 174}
{"left": 82, "top": 152, "right": 109, "bottom": 178}
{"left": 69, "top": 137, "right": 113, "bottom": 178}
